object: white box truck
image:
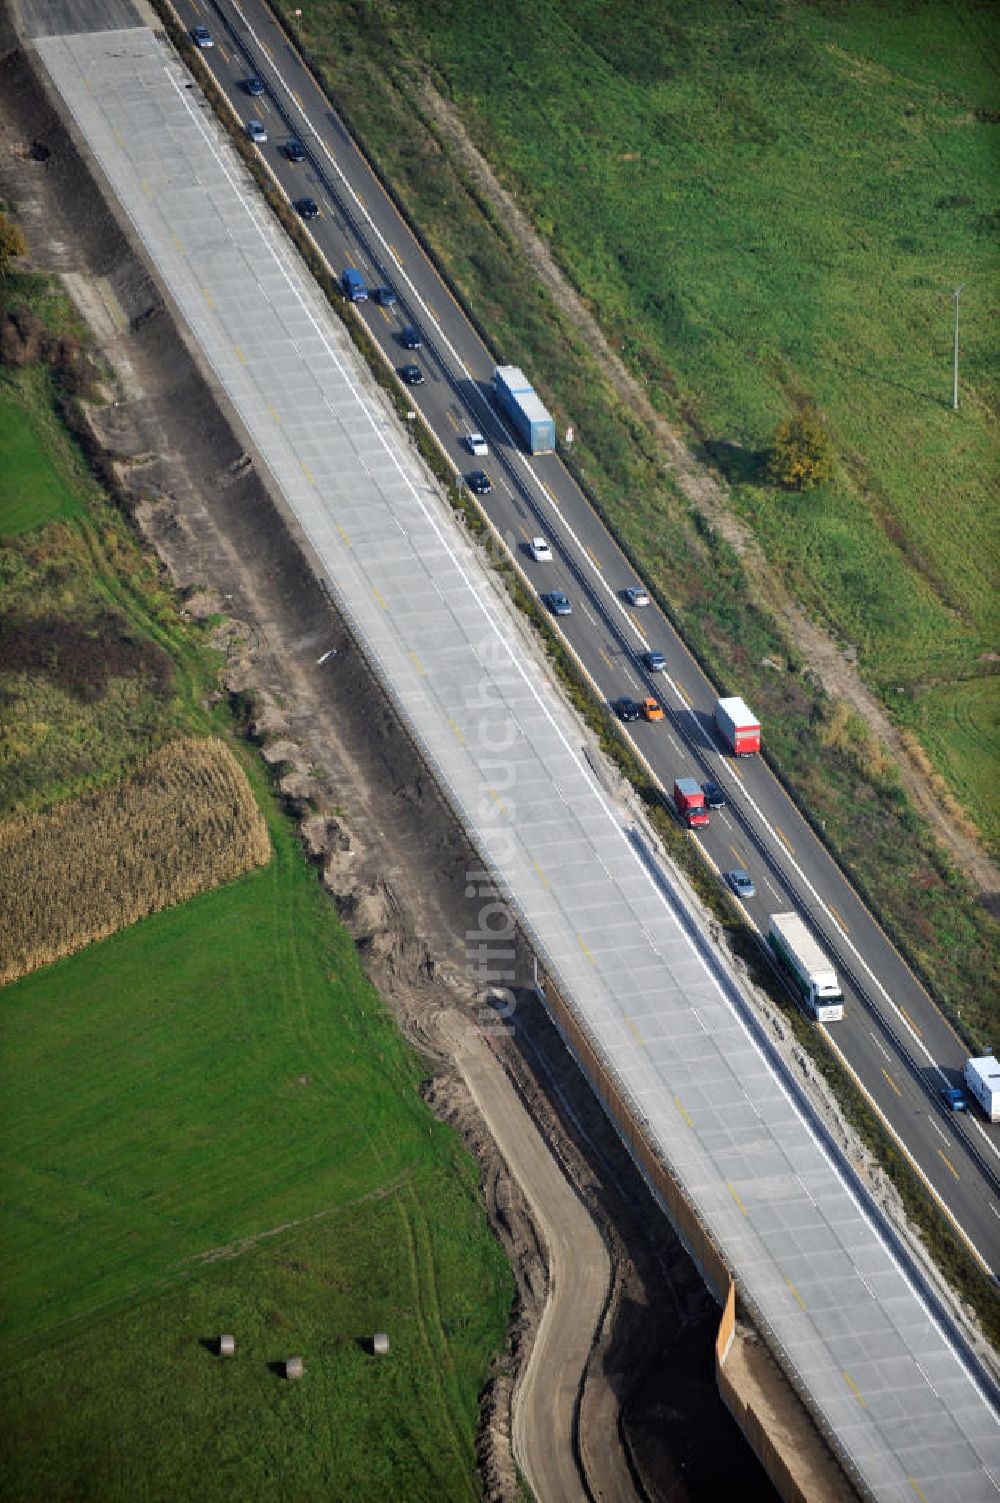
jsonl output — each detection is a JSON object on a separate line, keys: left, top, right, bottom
{"left": 963, "top": 1056, "right": 1000, "bottom": 1122}
{"left": 767, "top": 912, "right": 844, "bottom": 1021}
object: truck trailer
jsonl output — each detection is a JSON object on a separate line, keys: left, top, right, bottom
{"left": 767, "top": 912, "right": 843, "bottom": 1021}
{"left": 963, "top": 1055, "right": 1000, "bottom": 1122}
{"left": 672, "top": 777, "right": 709, "bottom": 828}
{"left": 715, "top": 696, "right": 760, "bottom": 756}
{"left": 493, "top": 366, "right": 556, "bottom": 455}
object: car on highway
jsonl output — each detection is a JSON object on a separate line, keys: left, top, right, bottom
{"left": 641, "top": 697, "right": 665, "bottom": 722}
{"left": 642, "top": 650, "right": 666, "bottom": 672}
{"left": 294, "top": 197, "right": 320, "bottom": 220}
{"left": 284, "top": 138, "right": 306, "bottom": 163}
{"left": 400, "top": 326, "right": 423, "bottom": 350}
{"left": 614, "top": 697, "right": 641, "bottom": 722}
{"left": 372, "top": 286, "right": 398, "bottom": 308}
{"left": 726, "top": 869, "right": 757, "bottom": 900}
{"left": 543, "top": 591, "right": 572, "bottom": 617}
{"left": 623, "top": 585, "right": 650, "bottom": 607}
{"left": 465, "top": 432, "right": 488, "bottom": 457}
{"left": 246, "top": 119, "right": 268, "bottom": 144}
{"left": 528, "top": 537, "right": 552, "bottom": 562}
{"left": 191, "top": 25, "right": 213, "bottom": 47}
{"left": 399, "top": 363, "right": 424, "bottom": 386}
{"left": 941, "top": 1086, "right": 967, "bottom": 1112}
{"left": 466, "top": 470, "right": 492, "bottom": 495}
{"left": 244, "top": 77, "right": 265, "bottom": 97}
{"left": 702, "top": 779, "right": 727, "bottom": 809}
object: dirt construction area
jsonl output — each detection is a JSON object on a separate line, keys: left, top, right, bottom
{"left": 0, "top": 18, "right": 806, "bottom": 1501}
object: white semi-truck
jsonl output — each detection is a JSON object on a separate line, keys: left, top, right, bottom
{"left": 767, "top": 912, "right": 844, "bottom": 1021}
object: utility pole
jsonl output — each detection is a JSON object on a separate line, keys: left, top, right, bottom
{"left": 952, "top": 285, "right": 965, "bottom": 410}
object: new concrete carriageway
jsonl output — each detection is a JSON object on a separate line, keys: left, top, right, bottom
{"left": 24, "top": 7, "right": 1000, "bottom": 1500}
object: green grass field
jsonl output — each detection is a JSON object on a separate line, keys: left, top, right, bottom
{"left": 0, "top": 391, "right": 82, "bottom": 534}
{"left": 0, "top": 777, "right": 511, "bottom": 1497}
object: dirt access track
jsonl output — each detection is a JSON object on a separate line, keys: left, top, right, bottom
{"left": 1, "top": 12, "right": 820, "bottom": 1501}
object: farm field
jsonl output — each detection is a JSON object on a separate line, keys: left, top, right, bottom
{"left": 0, "top": 784, "right": 510, "bottom": 1497}
{"left": 281, "top": 0, "right": 999, "bottom": 854}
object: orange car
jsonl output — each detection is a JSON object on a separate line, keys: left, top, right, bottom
{"left": 641, "top": 697, "right": 665, "bottom": 722}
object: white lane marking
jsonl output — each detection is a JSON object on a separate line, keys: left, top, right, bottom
{"left": 870, "top": 1032, "right": 892, "bottom": 1064}
{"left": 221, "top": 0, "right": 999, "bottom": 1172}
{"left": 927, "top": 1117, "right": 949, "bottom": 1145}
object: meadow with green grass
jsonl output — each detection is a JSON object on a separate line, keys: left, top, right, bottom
{"left": 0, "top": 276, "right": 511, "bottom": 1496}
{"left": 0, "top": 393, "right": 82, "bottom": 534}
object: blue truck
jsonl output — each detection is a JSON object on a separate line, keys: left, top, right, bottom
{"left": 493, "top": 366, "right": 556, "bottom": 455}
{"left": 341, "top": 268, "right": 368, "bottom": 302}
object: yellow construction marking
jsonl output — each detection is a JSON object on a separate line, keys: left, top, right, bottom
{"left": 586, "top": 545, "right": 602, "bottom": 571}
{"left": 233, "top": 345, "right": 246, "bottom": 366}
{"left": 882, "top": 1069, "right": 902, "bottom": 1098}
{"left": 532, "top": 859, "right": 550, "bottom": 890}
{"left": 219, "top": 45, "right": 230, "bottom": 64}
{"left": 774, "top": 825, "right": 795, "bottom": 855}
{"left": 674, "top": 1096, "right": 694, "bottom": 1129}
{"left": 829, "top": 904, "right": 849, "bottom": 934}
{"left": 445, "top": 410, "right": 461, "bottom": 430}
{"left": 938, "top": 1150, "right": 960, "bottom": 1182}
{"left": 200, "top": 286, "right": 214, "bottom": 308}
{"left": 675, "top": 680, "right": 691, "bottom": 706}
{"left": 267, "top": 401, "right": 282, "bottom": 425}
{"left": 625, "top": 1014, "right": 645, "bottom": 1046}
{"left": 112, "top": 128, "right": 125, "bottom": 149}
{"left": 488, "top": 789, "right": 507, "bottom": 815}
{"left": 540, "top": 481, "right": 560, "bottom": 509}
{"left": 356, "top": 191, "right": 366, "bottom": 208}
{"left": 785, "top": 1277, "right": 806, "bottom": 1311}
{"left": 371, "top": 584, "right": 387, "bottom": 610}
{"left": 728, "top": 1184, "right": 748, "bottom": 1217}
{"left": 171, "top": 233, "right": 185, "bottom": 255}
{"left": 842, "top": 1372, "right": 867, "bottom": 1408}
{"left": 300, "top": 461, "right": 315, "bottom": 485}
{"left": 730, "top": 845, "right": 747, "bottom": 866}
{"left": 425, "top": 301, "right": 437, "bottom": 320}
{"left": 519, "top": 525, "right": 532, "bottom": 543}
{"left": 728, "top": 763, "right": 745, "bottom": 784}
{"left": 907, "top": 1479, "right": 930, "bottom": 1503}
{"left": 898, "top": 1004, "right": 923, "bottom": 1039}
{"left": 336, "top": 524, "right": 351, "bottom": 547}
{"left": 577, "top": 934, "right": 595, "bottom": 964}
{"left": 261, "top": 41, "right": 273, "bottom": 59}
{"left": 388, "top": 243, "right": 402, "bottom": 265}
{"left": 408, "top": 652, "right": 425, "bottom": 676}
{"left": 600, "top": 647, "right": 615, "bottom": 670}
{"left": 142, "top": 180, "right": 154, "bottom": 202}
{"left": 447, "top": 717, "right": 464, "bottom": 745}
{"left": 83, "top": 75, "right": 94, "bottom": 94}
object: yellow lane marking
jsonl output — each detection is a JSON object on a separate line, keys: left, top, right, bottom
{"left": 907, "top": 1479, "right": 930, "bottom": 1503}
{"left": 532, "top": 859, "right": 550, "bottom": 890}
{"left": 577, "top": 934, "right": 595, "bottom": 964}
{"left": 425, "top": 301, "right": 437, "bottom": 319}
{"left": 882, "top": 1069, "right": 902, "bottom": 1098}
{"left": 728, "top": 763, "right": 745, "bottom": 784}
{"left": 356, "top": 191, "right": 366, "bottom": 207}
{"left": 600, "top": 648, "right": 615, "bottom": 669}
{"left": 142, "top": 180, "right": 154, "bottom": 202}
{"left": 233, "top": 345, "right": 246, "bottom": 366}
{"left": 519, "top": 525, "right": 532, "bottom": 543}
{"left": 336, "top": 524, "right": 350, "bottom": 546}
{"left": 445, "top": 410, "right": 461, "bottom": 430}
{"left": 625, "top": 1014, "right": 645, "bottom": 1045}
{"left": 112, "top": 128, "right": 125, "bottom": 149}
{"left": 675, "top": 680, "right": 691, "bottom": 706}
{"left": 171, "top": 233, "right": 185, "bottom": 255}
{"left": 261, "top": 41, "right": 273, "bottom": 59}
{"left": 300, "top": 461, "right": 315, "bottom": 485}
{"left": 447, "top": 717, "right": 464, "bottom": 745}
{"left": 898, "top": 1004, "right": 923, "bottom": 1039}
{"left": 409, "top": 652, "right": 425, "bottom": 676}
{"left": 728, "top": 1184, "right": 748, "bottom": 1216}
{"left": 219, "top": 45, "right": 230, "bottom": 65}
{"left": 201, "top": 286, "right": 214, "bottom": 308}
{"left": 488, "top": 788, "right": 507, "bottom": 814}
{"left": 83, "top": 75, "right": 94, "bottom": 94}
{"left": 586, "top": 545, "right": 602, "bottom": 571}
{"left": 730, "top": 844, "right": 747, "bottom": 866}
{"left": 675, "top": 1096, "right": 694, "bottom": 1128}
{"left": 540, "top": 481, "right": 560, "bottom": 510}
{"left": 292, "top": 90, "right": 303, "bottom": 109}
{"left": 388, "top": 243, "right": 402, "bottom": 265}
{"left": 774, "top": 825, "right": 795, "bottom": 855}
{"left": 371, "top": 585, "right": 387, "bottom": 610}
{"left": 785, "top": 1277, "right": 806, "bottom": 1311}
{"left": 829, "top": 904, "right": 848, "bottom": 933}
{"left": 842, "top": 1372, "right": 867, "bottom": 1408}
{"left": 938, "top": 1150, "right": 960, "bottom": 1182}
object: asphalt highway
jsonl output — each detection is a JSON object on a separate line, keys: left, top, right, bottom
{"left": 170, "top": 0, "right": 999, "bottom": 1277}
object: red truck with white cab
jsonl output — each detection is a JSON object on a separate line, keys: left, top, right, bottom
{"left": 673, "top": 777, "right": 710, "bottom": 828}
{"left": 715, "top": 696, "right": 761, "bottom": 756}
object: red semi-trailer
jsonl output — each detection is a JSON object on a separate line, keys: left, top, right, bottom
{"left": 673, "top": 777, "right": 710, "bottom": 828}
{"left": 715, "top": 696, "right": 761, "bottom": 756}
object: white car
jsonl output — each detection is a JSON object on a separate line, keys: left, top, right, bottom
{"left": 465, "top": 432, "right": 488, "bottom": 457}
{"left": 623, "top": 585, "right": 650, "bottom": 607}
{"left": 246, "top": 119, "right": 268, "bottom": 144}
{"left": 528, "top": 537, "right": 552, "bottom": 562}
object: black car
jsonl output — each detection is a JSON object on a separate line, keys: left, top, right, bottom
{"left": 372, "top": 286, "right": 398, "bottom": 308}
{"left": 294, "top": 197, "right": 320, "bottom": 220}
{"left": 466, "top": 470, "right": 492, "bottom": 495}
{"left": 642, "top": 650, "right": 667, "bottom": 672}
{"left": 284, "top": 138, "right": 306, "bottom": 163}
{"left": 400, "top": 326, "right": 423, "bottom": 350}
{"left": 244, "top": 77, "right": 265, "bottom": 97}
{"left": 399, "top": 363, "right": 424, "bottom": 386}
{"left": 614, "top": 697, "right": 641, "bottom": 723}
{"left": 702, "top": 780, "right": 726, "bottom": 809}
